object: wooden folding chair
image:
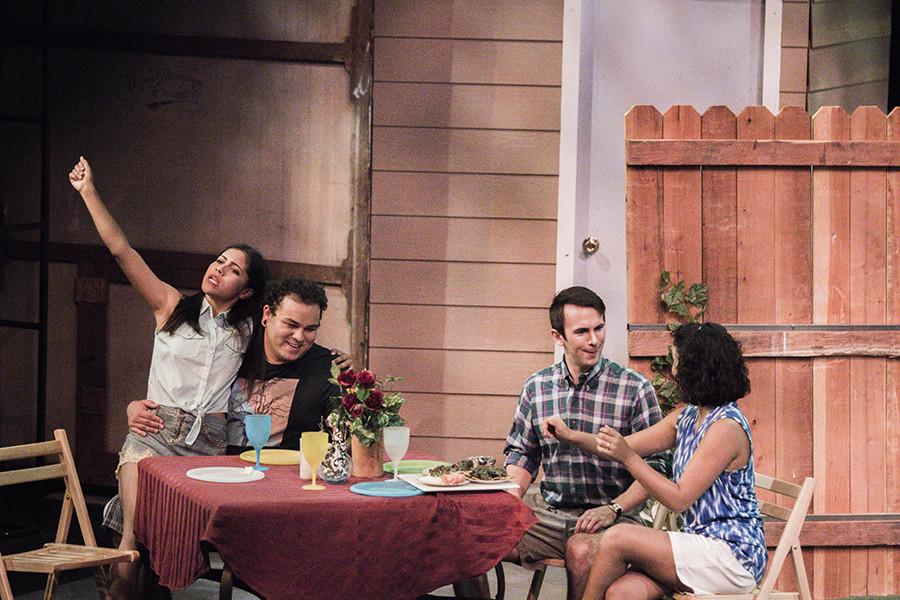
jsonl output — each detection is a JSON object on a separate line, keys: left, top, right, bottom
{"left": 674, "top": 474, "right": 815, "bottom": 600}
{"left": 525, "top": 499, "right": 679, "bottom": 600}
{"left": 0, "top": 429, "right": 139, "bottom": 600}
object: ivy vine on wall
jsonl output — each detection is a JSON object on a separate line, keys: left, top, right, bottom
{"left": 650, "top": 271, "right": 708, "bottom": 414}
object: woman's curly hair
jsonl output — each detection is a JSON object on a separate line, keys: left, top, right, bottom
{"left": 672, "top": 322, "right": 750, "bottom": 407}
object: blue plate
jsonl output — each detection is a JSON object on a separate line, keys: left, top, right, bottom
{"left": 349, "top": 480, "right": 423, "bottom": 498}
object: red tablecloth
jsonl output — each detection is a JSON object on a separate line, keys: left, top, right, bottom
{"left": 134, "top": 455, "right": 536, "bottom": 600}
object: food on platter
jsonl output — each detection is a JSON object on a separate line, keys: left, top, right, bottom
{"left": 466, "top": 465, "right": 511, "bottom": 482}
{"left": 424, "top": 456, "right": 501, "bottom": 479}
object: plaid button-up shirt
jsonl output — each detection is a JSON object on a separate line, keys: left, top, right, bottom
{"left": 504, "top": 357, "right": 664, "bottom": 507}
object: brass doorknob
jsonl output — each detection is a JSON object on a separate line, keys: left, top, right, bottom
{"left": 582, "top": 236, "right": 599, "bottom": 255}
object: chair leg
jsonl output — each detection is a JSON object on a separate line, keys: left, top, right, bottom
{"left": 42, "top": 572, "right": 57, "bottom": 600}
{"left": 526, "top": 567, "right": 546, "bottom": 600}
{"left": 493, "top": 563, "right": 505, "bottom": 600}
{"left": 791, "top": 545, "right": 812, "bottom": 600}
{"left": 219, "top": 564, "right": 234, "bottom": 600}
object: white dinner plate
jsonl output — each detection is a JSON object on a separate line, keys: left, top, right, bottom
{"left": 419, "top": 475, "right": 468, "bottom": 487}
{"left": 186, "top": 466, "right": 265, "bottom": 483}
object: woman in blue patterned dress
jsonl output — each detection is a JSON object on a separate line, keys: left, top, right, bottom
{"left": 580, "top": 323, "right": 766, "bottom": 599}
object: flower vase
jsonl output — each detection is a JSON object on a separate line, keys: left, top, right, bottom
{"left": 351, "top": 434, "right": 384, "bottom": 478}
{"left": 319, "top": 413, "right": 352, "bottom": 484}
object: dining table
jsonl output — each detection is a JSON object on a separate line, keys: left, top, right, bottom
{"left": 133, "top": 454, "right": 536, "bottom": 600}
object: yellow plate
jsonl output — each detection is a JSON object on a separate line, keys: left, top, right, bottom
{"left": 239, "top": 449, "right": 301, "bottom": 466}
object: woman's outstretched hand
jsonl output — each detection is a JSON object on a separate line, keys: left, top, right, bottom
{"left": 68, "top": 156, "right": 94, "bottom": 193}
{"left": 595, "top": 426, "right": 635, "bottom": 463}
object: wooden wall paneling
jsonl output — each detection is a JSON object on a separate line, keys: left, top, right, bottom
{"left": 780, "top": 92, "right": 807, "bottom": 109}
{"left": 370, "top": 261, "right": 555, "bottom": 307}
{"left": 373, "top": 82, "right": 561, "bottom": 130}
{"left": 849, "top": 106, "right": 888, "bottom": 595}
{"left": 373, "top": 0, "right": 563, "bottom": 41}
{"left": 413, "top": 437, "right": 507, "bottom": 464}
{"left": 700, "top": 106, "right": 738, "bottom": 322}
{"left": 808, "top": 37, "right": 891, "bottom": 93}
{"left": 370, "top": 305, "right": 550, "bottom": 352}
{"left": 372, "top": 128, "right": 560, "bottom": 174}
{"left": 736, "top": 107, "right": 777, "bottom": 504}
{"left": 781, "top": 1, "right": 810, "bottom": 47}
{"left": 48, "top": 54, "right": 353, "bottom": 267}
{"left": 780, "top": 46, "right": 809, "bottom": 94}
{"left": 0, "top": 328, "right": 38, "bottom": 445}
{"left": 369, "top": 348, "right": 551, "bottom": 397}
{"left": 371, "top": 172, "right": 557, "bottom": 219}
{"left": 809, "top": 81, "right": 890, "bottom": 118}
{"left": 811, "top": 106, "right": 852, "bottom": 598}
{"left": 374, "top": 38, "right": 562, "bottom": 86}
{"left": 887, "top": 108, "right": 900, "bottom": 593}
{"left": 772, "top": 108, "right": 813, "bottom": 596}
{"left": 49, "top": 0, "right": 355, "bottom": 44}
{"left": 400, "top": 393, "right": 519, "bottom": 439}
{"left": 810, "top": 0, "right": 891, "bottom": 48}
{"left": 370, "top": 216, "right": 556, "bottom": 263}
{"left": 661, "top": 106, "right": 703, "bottom": 286}
{"left": 624, "top": 106, "right": 664, "bottom": 324}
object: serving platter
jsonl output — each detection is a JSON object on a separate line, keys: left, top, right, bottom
{"left": 399, "top": 473, "right": 519, "bottom": 493}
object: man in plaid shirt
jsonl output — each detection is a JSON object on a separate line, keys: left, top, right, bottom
{"left": 504, "top": 286, "right": 663, "bottom": 599}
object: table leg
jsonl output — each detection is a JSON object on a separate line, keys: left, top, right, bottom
{"left": 219, "top": 565, "right": 233, "bottom": 600}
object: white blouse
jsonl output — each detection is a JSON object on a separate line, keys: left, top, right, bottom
{"left": 146, "top": 297, "right": 250, "bottom": 444}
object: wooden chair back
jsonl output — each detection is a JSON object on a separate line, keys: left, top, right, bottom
{"left": 752, "top": 474, "right": 814, "bottom": 600}
{"left": 673, "top": 473, "right": 815, "bottom": 600}
{"left": 0, "top": 429, "right": 135, "bottom": 600}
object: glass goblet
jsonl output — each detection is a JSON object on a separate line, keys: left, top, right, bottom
{"left": 244, "top": 414, "right": 272, "bottom": 471}
{"left": 383, "top": 426, "right": 410, "bottom": 482}
{"left": 301, "top": 431, "right": 328, "bottom": 490}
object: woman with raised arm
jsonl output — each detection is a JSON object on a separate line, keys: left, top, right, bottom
{"left": 543, "top": 323, "right": 765, "bottom": 599}
{"left": 68, "top": 157, "right": 267, "bottom": 586}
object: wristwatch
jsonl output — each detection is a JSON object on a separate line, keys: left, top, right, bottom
{"left": 607, "top": 501, "right": 623, "bottom": 518}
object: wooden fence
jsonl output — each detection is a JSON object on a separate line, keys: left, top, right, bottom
{"left": 625, "top": 105, "right": 899, "bottom": 598}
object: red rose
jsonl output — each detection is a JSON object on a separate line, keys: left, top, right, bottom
{"left": 337, "top": 369, "right": 357, "bottom": 387}
{"left": 356, "top": 370, "right": 376, "bottom": 388}
{"left": 364, "top": 389, "right": 384, "bottom": 411}
{"left": 340, "top": 392, "right": 357, "bottom": 410}
{"left": 348, "top": 402, "right": 364, "bottom": 418}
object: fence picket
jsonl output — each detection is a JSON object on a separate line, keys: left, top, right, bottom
{"left": 811, "top": 106, "right": 853, "bottom": 598}
{"left": 625, "top": 105, "right": 664, "bottom": 323}
{"left": 849, "top": 106, "right": 889, "bottom": 595}
{"left": 887, "top": 108, "right": 900, "bottom": 594}
{"left": 662, "top": 106, "right": 702, "bottom": 287}
{"left": 735, "top": 107, "right": 777, "bottom": 508}
{"left": 700, "top": 106, "right": 738, "bottom": 322}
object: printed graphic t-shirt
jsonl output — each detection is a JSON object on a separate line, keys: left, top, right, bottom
{"left": 227, "top": 343, "right": 337, "bottom": 449}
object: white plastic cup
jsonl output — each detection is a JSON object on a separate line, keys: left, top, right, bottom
{"left": 298, "top": 440, "right": 312, "bottom": 480}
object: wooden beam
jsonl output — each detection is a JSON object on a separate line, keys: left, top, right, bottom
{"left": 347, "top": 0, "right": 373, "bottom": 367}
{"left": 4, "top": 241, "right": 346, "bottom": 288}
{"left": 9, "top": 27, "right": 349, "bottom": 66}
{"left": 626, "top": 139, "right": 900, "bottom": 167}
{"left": 765, "top": 515, "right": 900, "bottom": 547}
{"left": 628, "top": 327, "right": 900, "bottom": 358}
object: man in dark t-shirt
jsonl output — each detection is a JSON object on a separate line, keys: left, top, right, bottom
{"left": 227, "top": 278, "right": 340, "bottom": 451}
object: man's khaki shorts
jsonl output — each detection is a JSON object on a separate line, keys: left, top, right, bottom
{"left": 515, "top": 488, "right": 641, "bottom": 566}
